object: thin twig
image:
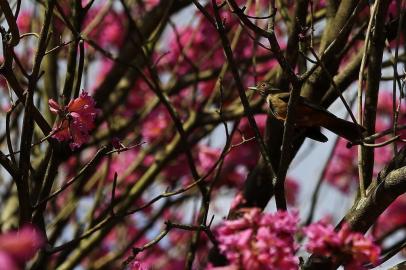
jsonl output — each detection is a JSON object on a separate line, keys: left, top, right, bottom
{"left": 357, "top": 0, "right": 379, "bottom": 198}
{"left": 362, "top": 136, "right": 400, "bottom": 148}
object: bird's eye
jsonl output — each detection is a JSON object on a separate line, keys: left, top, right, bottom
{"left": 261, "top": 83, "right": 266, "bottom": 87}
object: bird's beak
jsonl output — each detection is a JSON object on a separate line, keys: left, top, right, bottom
{"left": 248, "top": 86, "right": 257, "bottom": 91}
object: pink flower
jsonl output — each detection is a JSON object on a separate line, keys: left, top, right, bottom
{"left": 303, "top": 221, "right": 380, "bottom": 268}
{"left": 17, "top": 10, "right": 32, "bottom": 33}
{"left": 49, "top": 92, "right": 99, "bottom": 150}
{"left": 131, "top": 261, "right": 147, "bottom": 270}
{"left": 230, "top": 192, "right": 246, "bottom": 210}
{"left": 124, "top": 79, "right": 153, "bottom": 114}
{"left": 83, "top": 8, "right": 125, "bottom": 48}
{"left": 0, "top": 226, "right": 44, "bottom": 270}
{"left": 0, "top": 252, "right": 19, "bottom": 270}
{"left": 286, "top": 178, "right": 300, "bottom": 206}
{"left": 161, "top": 3, "right": 255, "bottom": 78}
{"left": 141, "top": 107, "right": 170, "bottom": 142}
{"left": 303, "top": 219, "right": 341, "bottom": 256}
{"left": 216, "top": 209, "right": 299, "bottom": 270}
{"left": 106, "top": 148, "right": 153, "bottom": 184}
{"left": 197, "top": 145, "right": 221, "bottom": 173}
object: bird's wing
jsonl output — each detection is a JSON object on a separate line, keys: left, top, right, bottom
{"left": 276, "top": 93, "right": 291, "bottom": 101}
{"left": 278, "top": 95, "right": 337, "bottom": 118}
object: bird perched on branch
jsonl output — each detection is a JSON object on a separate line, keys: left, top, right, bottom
{"left": 248, "top": 82, "right": 365, "bottom": 144}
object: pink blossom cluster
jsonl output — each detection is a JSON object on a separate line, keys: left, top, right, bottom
{"left": 162, "top": 10, "right": 236, "bottom": 76}
{"left": 49, "top": 92, "right": 99, "bottom": 150}
{"left": 141, "top": 106, "right": 171, "bottom": 143}
{"left": 16, "top": 10, "right": 32, "bottom": 33}
{"left": 212, "top": 209, "right": 380, "bottom": 270}
{"left": 40, "top": 2, "right": 126, "bottom": 49}
{"left": 159, "top": 1, "right": 279, "bottom": 101}
{"left": 214, "top": 208, "right": 300, "bottom": 270}
{"left": 131, "top": 261, "right": 147, "bottom": 270}
{"left": 105, "top": 148, "right": 154, "bottom": 191}
{"left": 303, "top": 220, "right": 381, "bottom": 270}
{"left": 83, "top": 7, "right": 125, "bottom": 48}
{"left": 0, "top": 226, "right": 44, "bottom": 270}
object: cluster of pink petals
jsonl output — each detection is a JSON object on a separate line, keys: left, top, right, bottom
{"left": 0, "top": 226, "right": 44, "bottom": 270}
{"left": 285, "top": 179, "right": 300, "bottom": 206}
{"left": 303, "top": 220, "right": 380, "bottom": 269}
{"left": 212, "top": 210, "right": 381, "bottom": 270}
{"left": 107, "top": 148, "right": 154, "bottom": 184}
{"left": 16, "top": 10, "right": 32, "bottom": 33}
{"left": 131, "top": 261, "right": 147, "bottom": 270}
{"left": 84, "top": 7, "right": 125, "bottom": 48}
{"left": 49, "top": 92, "right": 99, "bottom": 150}
{"left": 141, "top": 107, "right": 171, "bottom": 142}
{"left": 197, "top": 145, "right": 221, "bottom": 173}
{"left": 160, "top": 1, "right": 277, "bottom": 100}
{"left": 214, "top": 208, "right": 299, "bottom": 270}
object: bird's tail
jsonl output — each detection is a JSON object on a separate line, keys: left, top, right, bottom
{"left": 321, "top": 117, "right": 365, "bottom": 143}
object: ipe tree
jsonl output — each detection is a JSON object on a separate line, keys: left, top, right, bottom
{"left": 0, "top": 1, "right": 405, "bottom": 270}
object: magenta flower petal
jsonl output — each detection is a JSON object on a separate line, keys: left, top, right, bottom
{"left": 48, "top": 99, "right": 61, "bottom": 114}
{"left": 48, "top": 92, "right": 99, "bottom": 149}
{"left": 0, "top": 251, "right": 19, "bottom": 270}
{"left": 0, "top": 226, "right": 44, "bottom": 264}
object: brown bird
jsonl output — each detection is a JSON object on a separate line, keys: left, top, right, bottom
{"left": 248, "top": 82, "right": 365, "bottom": 144}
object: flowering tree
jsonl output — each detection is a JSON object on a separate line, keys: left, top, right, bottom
{"left": 0, "top": 0, "right": 405, "bottom": 269}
